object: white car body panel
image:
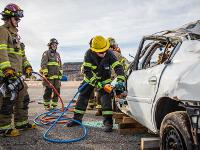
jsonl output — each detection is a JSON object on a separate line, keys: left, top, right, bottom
{"left": 127, "top": 64, "right": 166, "bottom": 131}
{"left": 127, "top": 39, "right": 200, "bottom": 133}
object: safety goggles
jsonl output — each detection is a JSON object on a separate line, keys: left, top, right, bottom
{"left": 14, "top": 10, "right": 24, "bottom": 18}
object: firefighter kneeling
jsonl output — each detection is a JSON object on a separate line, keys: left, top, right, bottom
{"left": 67, "top": 35, "right": 125, "bottom": 132}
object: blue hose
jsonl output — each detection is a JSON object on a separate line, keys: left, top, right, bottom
{"left": 33, "top": 76, "right": 88, "bottom": 143}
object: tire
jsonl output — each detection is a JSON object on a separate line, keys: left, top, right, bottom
{"left": 160, "top": 111, "right": 193, "bottom": 150}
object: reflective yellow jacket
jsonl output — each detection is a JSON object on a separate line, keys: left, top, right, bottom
{"left": 0, "top": 23, "right": 31, "bottom": 77}
{"left": 40, "top": 49, "right": 63, "bottom": 79}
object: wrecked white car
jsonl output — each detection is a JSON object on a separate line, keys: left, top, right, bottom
{"left": 119, "top": 20, "right": 200, "bottom": 150}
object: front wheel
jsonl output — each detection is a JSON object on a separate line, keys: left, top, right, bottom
{"left": 160, "top": 111, "right": 194, "bottom": 150}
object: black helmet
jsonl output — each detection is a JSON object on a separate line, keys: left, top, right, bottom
{"left": 48, "top": 38, "right": 59, "bottom": 46}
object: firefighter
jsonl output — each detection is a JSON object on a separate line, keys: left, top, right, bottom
{"left": 94, "top": 37, "right": 129, "bottom": 115}
{"left": 67, "top": 35, "right": 125, "bottom": 132}
{"left": 0, "top": 3, "right": 35, "bottom": 137}
{"left": 81, "top": 64, "right": 96, "bottom": 111}
{"left": 108, "top": 37, "right": 129, "bottom": 73}
{"left": 40, "top": 38, "right": 63, "bottom": 110}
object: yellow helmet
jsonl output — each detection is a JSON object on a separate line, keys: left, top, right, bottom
{"left": 90, "top": 36, "right": 110, "bottom": 53}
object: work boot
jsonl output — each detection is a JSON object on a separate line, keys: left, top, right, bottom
{"left": 95, "top": 109, "right": 102, "bottom": 116}
{"left": 0, "top": 129, "right": 20, "bottom": 137}
{"left": 51, "top": 104, "right": 57, "bottom": 110}
{"left": 103, "top": 116, "right": 113, "bottom": 132}
{"left": 67, "top": 113, "right": 83, "bottom": 127}
{"left": 51, "top": 101, "right": 58, "bottom": 110}
{"left": 16, "top": 123, "right": 36, "bottom": 130}
{"left": 104, "top": 125, "right": 113, "bottom": 132}
{"left": 44, "top": 105, "right": 51, "bottom": 111}
{"left": 67, "top": 120, "right": 82, "bottom": 127}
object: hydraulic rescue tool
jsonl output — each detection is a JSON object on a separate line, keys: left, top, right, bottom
{"left": 103, "top": 83, "right": 127, "bottom": 112}
{"left": 0, "top": 76, "right": 24, "bottom": 101}
{"left": 103, "top": 83, "right": 127, "bottom": 97}
{"left": 0, "top": 76, "right": 24, "bottom": 137}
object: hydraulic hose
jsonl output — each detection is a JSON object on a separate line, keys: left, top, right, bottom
{"left": 32, "top": 72, "right": 88, "bottom": 143}
{"left": 32, "top": 72, "right": 65, "bottom": 111}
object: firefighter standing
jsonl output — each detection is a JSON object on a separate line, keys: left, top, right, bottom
{"left": 0, "top": 3, "right": 34, "bottom": 136}
{"left": 40, "top": 38, "right": 63, "bottom": 110}
{"left": 67, "top": 35, "right": 125, "bottom": 132}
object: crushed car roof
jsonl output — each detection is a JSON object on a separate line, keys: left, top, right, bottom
{"left": 151, "top": 20, "right": 200, "bottom": 40}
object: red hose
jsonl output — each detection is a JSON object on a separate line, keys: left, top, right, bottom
{"left": 34, "top": 72, "right": 65, "bottom": 111}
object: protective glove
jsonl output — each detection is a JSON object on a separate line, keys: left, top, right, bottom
{"left": 25, "top": 67, "right": 33, "bottom": 78}
{"left": 43, "top": 72, "right": 48, "bottom": 78}
{"left": 39, "top": 69, "right": 48, "bottom": 77}
{"left": 3, "top": 67, "right": 15, "bottom": 78}
{"left": 115, "top": 81, "right": 125, "bottom": 95}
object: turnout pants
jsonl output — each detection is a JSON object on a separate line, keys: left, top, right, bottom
{"left": 74, "top": 82, "right": 113, "bottom": 126}
{"left": 0, "top": 81, "right": 30, "bottom": 130}
{"left": 43, "top": 79, "right": 61, "bottom": 106}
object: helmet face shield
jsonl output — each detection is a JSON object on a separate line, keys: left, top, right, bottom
{"left": 15, "top": 10, "right": 23, "bottom": 18}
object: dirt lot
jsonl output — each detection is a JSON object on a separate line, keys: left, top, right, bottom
{"left": 0, "top": 81, "right": 152, "bottom": 150}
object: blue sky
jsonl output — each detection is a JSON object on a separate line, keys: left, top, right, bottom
{"left": 0, "top": 0, "right": 200, "bottom": 71}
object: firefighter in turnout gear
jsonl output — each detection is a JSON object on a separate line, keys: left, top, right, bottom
{"left": 108, "top": 37, "right": 128, "bottom": 73}
{"left": 67, "top": 35, "right": 125, "bottom": 132}
{"left": 95, "top": 37, "right": 129, "bottom": 115}
{"left": 40, "top": 38, "right": 63, "bottom": 110}
{"left": 0, "top": 3, "right": 35, "bottom": 137}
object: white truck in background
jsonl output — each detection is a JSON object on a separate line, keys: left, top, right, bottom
{"left": 118, "top": 20, "right": 200, "bottom": 150}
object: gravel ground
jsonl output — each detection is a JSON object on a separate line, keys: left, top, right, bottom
{"left": 0, "top": 81, "right": 153, "bottom": 150}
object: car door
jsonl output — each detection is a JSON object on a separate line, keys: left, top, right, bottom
{"left": 127, "top": 40, "right": 173, "bottom": 130}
